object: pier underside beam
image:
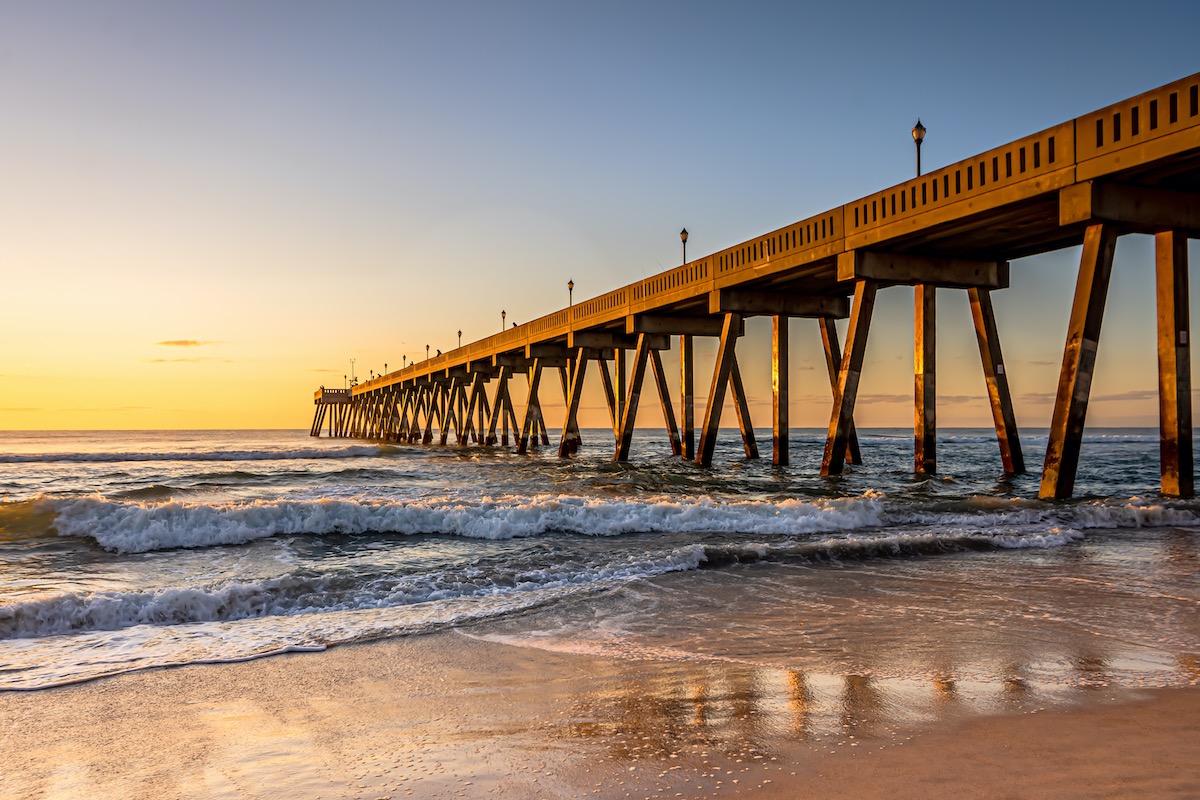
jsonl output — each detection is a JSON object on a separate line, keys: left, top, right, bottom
{"left": 627, "top": 315, "right": 737, "bottom": 337}
{"left": 1040, "top": 223, "right": 1118, "bottom": 500}
{"left": 837, "top": 251, "right": 1009, "bottom": 290}
{"left": 1156, "top": 229, "right": 1194, "bottom": 498}
{"left": 1059, "top": 182, "right": 1200, "bottom": 234}
{"left": 969, "top": 288, "right": 1025, "bottom": 474}
{"left": 822, "top": 280, "right": 879, "bottom": 476}
{"left": 710, "top": 290, "right": 848, "bottom": 318}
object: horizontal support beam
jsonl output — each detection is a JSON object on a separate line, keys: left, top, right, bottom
{"left": 527, "top": 344, "right": 570, "bottom": 359}
{"left": 625, "top": 315, "right": 742, "bottom": 337}
{"left": 837, "top": 250, "right": 1009, "bottom": 290}
{"left": 492, "top": 353, "right": 530, "bottom": 369}
{"left": 1060, "top": 181, "right": 1200, "bottom": 234}
{"left": 567, "top": 330, "right": 672, "bottom": 350}
{"left": 709, "top": 289, "right": 849, "bottom": 318}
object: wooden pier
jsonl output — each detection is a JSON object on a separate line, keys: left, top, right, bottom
{"left": 312, "top": 72, "right": 1200, "bottom": 499}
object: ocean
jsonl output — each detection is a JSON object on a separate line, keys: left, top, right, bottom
{"left": 2, "top": 427, "right": 1198, "bottom": 722}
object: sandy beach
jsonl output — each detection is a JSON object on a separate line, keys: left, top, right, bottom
{"left": 3, "top": 630, "right": 1198, "bottom": 800}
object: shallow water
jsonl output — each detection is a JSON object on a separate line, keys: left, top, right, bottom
{"left": 1, "top": 427, "right": 1197, "bottom": 696}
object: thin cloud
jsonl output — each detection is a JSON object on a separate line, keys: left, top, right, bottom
{"left": 146, "top": 357, "right": 234, "bottom": 364}
{"left": 0, "top": 407, "right": 41, "bottom": 412}
{"left": 1093, "top": 390, "right": 1158, "bottom": 402}
{"left": 156, "top": 340, "right": 221, "bottom": 347}
{"left": 856, "top": 393, "right": 910, "bottom": 404}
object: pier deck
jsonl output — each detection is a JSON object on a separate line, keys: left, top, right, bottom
{"left": 313, "top": 72, "right": 1200, "bottom": 499}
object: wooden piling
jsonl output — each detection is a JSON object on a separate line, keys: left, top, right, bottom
{"left": 819, "top": 318, "right": 861, "bottom": 465}
{"left": 649, "top": 349, "right": 682, "bottom": 456}
{"left": 615, "top": 335, "right": 651, "bottom": 461}
{"left": 558, "top": 350, "right": 589, "bottom": 457}
{"left": 914, "top": 284, "right": 936, "bottom": 474}
{"left": 1040, "top": 223, "right": 1117, "bottom": 500}
{"left": 772, "top": 315, "right": 789, "bottom": 466}
{"left": 968, "top": 288, "right": 1025, "bottom": 474}
{"left": 697, "top": 313, "right": 742, "bottom": 467}
{"left": 1156, "top": 229, "right": 1193, "bottom": 497}
{"left": 680, "top": 334, "right": 695, "bottom": 460}
{"left": 821, "top": 280, "right": 878, "bottom": 476}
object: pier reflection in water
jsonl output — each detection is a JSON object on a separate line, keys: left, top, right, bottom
{"left": 483, "top": 526, "right": 1200, "bottom": 768}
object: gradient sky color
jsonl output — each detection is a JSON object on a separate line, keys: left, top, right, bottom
{"left": 2, "top": 1, "right": 1198, "bottom": 431}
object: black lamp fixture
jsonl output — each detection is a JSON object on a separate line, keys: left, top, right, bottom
{"left": 568, "top": 279, "right": 574, "bottom": 306}
{"left": 680, "top": 228, "right": 689, "bottom": 265}
{"left": 912, "top": 119, "right": 926, "bottom": 177}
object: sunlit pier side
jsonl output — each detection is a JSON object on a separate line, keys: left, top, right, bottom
{"left": 312, "top": 72, "right": 1200, "bottom": 500}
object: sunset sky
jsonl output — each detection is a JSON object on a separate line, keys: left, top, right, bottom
{"left": 2, "top": 1, "right": 1198, "bottom": 431}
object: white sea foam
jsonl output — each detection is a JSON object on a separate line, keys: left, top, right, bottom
{"left": 0, "top": 445, "right": 388, "bottom": 464}
{"left": 0, "top": 543, "right": 710, "bottom": 640}
{"left": 45, "top": 493, "right": 890, "bottom": 553}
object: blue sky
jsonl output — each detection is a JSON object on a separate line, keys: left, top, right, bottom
{"left": 0, "top": 1, "right": 1197, "bottom": 429}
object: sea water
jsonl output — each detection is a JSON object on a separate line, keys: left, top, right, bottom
{"left": 1, "top": 428, "right": 1198, "bottom": 703}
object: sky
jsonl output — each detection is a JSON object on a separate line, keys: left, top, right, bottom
{"left": 1, "top": 0, "right": 1198, "bottom": 432}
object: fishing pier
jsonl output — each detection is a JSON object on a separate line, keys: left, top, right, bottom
{"left": 312, "top": 73, "right": 1200, "bottom": 500}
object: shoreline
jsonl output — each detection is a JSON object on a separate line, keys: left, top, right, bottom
{"left": 3, "top": 630, "right": 1198, "bottom": 799}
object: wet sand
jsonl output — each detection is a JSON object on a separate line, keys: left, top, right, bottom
{"left": 2, "top": 631, "right": 1198, "bottom": 799}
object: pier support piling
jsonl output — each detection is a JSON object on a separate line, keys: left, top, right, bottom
{"left": 822, "top": 280, "right": 878, "bottom": 476}
{"left": 615, "top": 335, "right": 651, "bottom": 461}
{"left": 969, "top": 288, "right": 1025, "bottom": 474}
{"left": 819, "top": 318, "right": 861, "bottom": 465}
{"left": 772, "top": 315, "right": 789, "bottom": 466}
{"left": 697, "top": 313, "right": 744, "bottom": 467}
{"left": 1040, "top": 223, "right": 1117, "bottom": 500}
{"left": 1156, "top": 229, "right": 1194, "bottom": 498}
{"left": 915, "top": 285, "right": 936, "bottom": 474}
{"left": 680, "top": 335, "right": 695, "bottom": 460}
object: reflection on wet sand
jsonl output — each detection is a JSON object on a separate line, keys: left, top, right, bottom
{"left": 551, "top": 645, "right": 1134, "bottom": 770}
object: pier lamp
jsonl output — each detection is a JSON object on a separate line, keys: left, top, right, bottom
{"left": 680, "top": 228, "right": 688, "bottom": 265}
{"left": 568, "top": 280, "right": 574, "bottom": 306}
{"left": 402, "top": 356, "right": 407, "bottom": 368}
{"left": 426, "top": 344, "right": 430, "bottom": 360}
{"left": 384, "top": 363, "right": 388, "bottom": 374}
{"left": 912, "top": 119, "right": 926, "bottom": 177}
{"left": 458, "top": 330, "right": 462, "bottom": 347}
{"left": 501, "top": 309, "right": 506, "bottom": 331}
{"left": 344, "top": 374, "right": 347, "bottom": 389}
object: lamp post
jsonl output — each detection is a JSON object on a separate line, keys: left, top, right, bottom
{"left": 912, "top": 119, "right": 926, "bottom": 177}
{"left": 426, "top": 344, "right": 430, "bottom": 360}
{"left": 344, "top": 374, "right": 347, "bottom": 390}
{"left": 568, "top": 279, "right": 574, "bottom": 306}
{"left": 680, "top": 228, "right": 688, "bottom": 265}
{"left": 350, "top": 358, "right": 356, "bottom": 383}
{"left": 501, "top": 310, "right": 506, "bottom": 331}
{"left": 402, "top": 356, "right": 407, "bottom": 368}
{"left": 458, "top": 330, "right": 462, "bottom": 348}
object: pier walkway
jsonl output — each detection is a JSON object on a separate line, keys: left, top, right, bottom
{"left": 312, "top": 72, "right": 1200, "bottom": 500}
